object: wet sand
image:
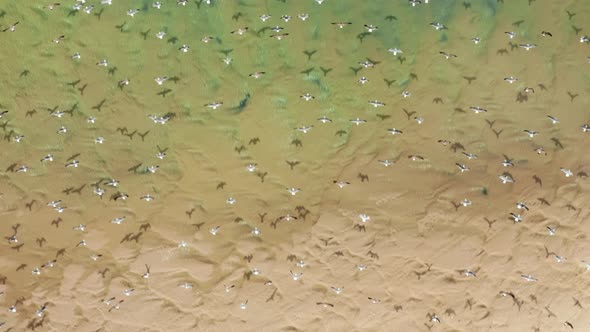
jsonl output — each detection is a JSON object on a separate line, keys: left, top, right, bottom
{"left": 1, "top": 0, "right": 590, "bottom": 331}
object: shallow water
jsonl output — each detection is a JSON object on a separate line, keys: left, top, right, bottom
{"left": 1, "top": 0, "right": 590, "bottom": 331}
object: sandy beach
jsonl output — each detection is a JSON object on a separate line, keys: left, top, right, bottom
{"left": 1, "top": 0, "right": 590, "bottom": 331}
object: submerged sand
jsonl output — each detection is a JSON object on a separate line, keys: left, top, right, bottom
{"left": 1, "top": 0, "right": 590, "bottom": 331}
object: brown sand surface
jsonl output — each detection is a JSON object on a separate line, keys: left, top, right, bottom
{"left": 1, "top": 0, "right": 590, "bottom": 331}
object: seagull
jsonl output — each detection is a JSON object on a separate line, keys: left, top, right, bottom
{"left": 350, "top": 118, "right": 367, "bottom": 125}
{"left": 504, "top": 76, "right": 518, "bottom": 84}
{"left": 547, "top": 115, "right": 559, "bottom": 124}
{"left": 87, "top": 116, "right": 96, "bottom": 124}
{"left": 226, "top": 197, "right": 236, "bottom": 205}
{"left": 409, "top": 0, "right": 422, "bottom": 6}
{"left": 414, "top": 116, "right": 424, "bottom": 124}
{"left": 355, "top": 264, "right": 367, "bottom": 271}
{"left": 295, "top": 126, "right": 313, "bottom": 133}
{"left": 286, "top": 187, "right": 301, "bottom": 196}
{"left": 249, "top": 72, "right": 265, "bottom": 79}
{"left": 580, "top": 261, "right": 590, "bottom": 271}
{"left": 378, "top": 159, "right": 395, "bottom": 167}
{"left": 368, "top": 100, "right": 385, "bottom": 107}
{"left": 239, "top": 300, "right": 248, "bottom": 310}
{"left": 251, "top": 227, "right": 261, "bottom": 236}
{"left": 259, "top": 14, "right": 271, "bottom": 22}
{"left": 516, "top": 202, "right": 529, "bottom": 211}
{"left": 499, "top": 174, "right": 515, "bottom": 184}
{"left": 71, "top": 52, "right": 81, "bottom": 60}
{"left": 140, "top": 195, "right": 154, "bottom": 202}
{"left": 358, "top": 76, "right": 369, "bottom": 84}
{"left": 127, "top": 9, "right": 140, "bottom": 17}
{"left": 387, "top": 128, "right": 403, "bottom": 135}
{"left": 111, "top": 217, "right": 126, "bottom": 225}
{"left": 47, "top": 200, "right": 62, "bottom": 208}
{"left": 280, "top": 214, "right": 297, "bottom": 221}
{"left": 430, "top": 22, "right": 446, "bottom": 30}
{"left": 154, "top": 76, "right": 168, "bottom": 85}
{"left": 471, "top": 37, "right": 480, "bottom": 44}
{"left": 524, "top": 87, "right": 535, "bottom": 93}
{"left": 152, "top": 2, "right": 162, "bottom": 9}
{"left": 93, "top": 187, "right": 105, "bottom": 198}
{"left": 387, "top": 48, "right": 403, "bottom": 56}
{"left": 460, "top": 198, "right": 472, "bottom": 207}
{"left": 523, "top": 129, "right": 539, "bottom": 138}
{"left": 106, "top": 179, "right": 119, "bottom": 187}
{"left": 364, "top": 24, "right": 378, "bottom": 32}
{"left": 469, "top": 106, "right": 487, "bottom": 113}
{"left": 331, "top": 22, "right": 352, "bottom": 29}
{"left": 546, "top": 226, "right": 556, "bottom": 236}
{"left": 580, "top": 36, "right": 590, "bottom": 43}
{"left": 462, "top": 152, "right": 478, "bottom": 160}
{"left": 179, "top": 44, "right": 189, "bottom": 53}
{"left": 73, "top": 224, "right": 86, "bottom": 231}
{"left": 210, "top": 226, "right": 220, "bottom": 235}
{"left": 459, "top": 269, "right": 477, "bottom": 277}
{"left": 402, "top": 91, "right": 411, "bottom": 98}
{"left": 300, "top": 93, "right": 315, "bottom": 101}
{"left": 205, "top": 102, "right": 223, "bottom": 110}
{"left": 456, "top": 163, "right": 470, "bottom": 172}
{"left": 156, "top": 31, "right": 166, "bottom": 39}
{"left": 519, "top": 43, "right": 537, "bottom": 51}
{"left": 331, "top": 287, "right": 344, "bottom": 294}
{"left": 505, "top": 31, "right": 516, "bottom": 39}
{"left": 501, "top": 158, "right": 514, "bottom": 167}
{"left": 94, "top": 137, "right": 105, "bottom": 144}
{"left": 560, "top": 167, "right": 573, "bottom": 177}
{"left": 509, "top": 213, "right": 522, "bottom": 223}
{"left": 581, "top": 124, "right": 590, "bottom": 132}
{"left": 334, "top": 181, "right": 350, "bottom": 188}
{"left": 359, "top": 214, "right": 371, "bottom": 223}
{"left": 290, "top": 270, "right": 303, "bottom": 281}
{"left": 439, "top": 51, "right": 457, "bottom": 59}
{"left": 246, "top": 163, "right": 257, "bottom": 172}
{"left": 359, "top": 60, "right": 375, "bottom": 68}
{"left": 298, "top": 13, "right": 309, "bottom": 21}
{"left": 96, "top": 59, "right": 108, "bottom": 67}
{"left": 35, "top": 304, "right": 47, "bottom": 317}
{"left": 317, "top": 116, "right": 332, "bottom": 123}
{"left": 231, "top": 27, "right": 249, "bottom": 35}
{"left": 520, "top": 274, "right": 538, "bottom": 282}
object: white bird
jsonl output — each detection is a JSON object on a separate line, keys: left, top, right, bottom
{"left": 560, "top": 167, "right": 573, "bottom": 177}
{"left": 509, "top": 213, "right": 522, "bottom": 223}
{"left": 520, "top": 274, "right": 537, "bottom": 282}
{"left": 287, "top": 187, "right": 301, "bottom": 196}
{"left": 499, "top": 174, "right": 515, "bottom": 184}
{"left": 127, "top": 9, "right": 140, "bottom": 17}
{"left": 359, "top": 214, "right": 371, "bottom": 223}
{"left": 547, "top": 115, "right": 559, "bottom": 124}
{"left": 290, "top": 270, "right": 303, "bottom": 281}
{"left": 387, "top": 128, "right": 403, "bottom": 135}
{"left": 519, "top": 43, "right": 537, "bottom": 51}
{"left": 378, "top": 159, "right": 395, "bottom": 167}
{"left": 387, "top": 48, "right": 403, "bottom": 56}
{"left": 523, "top": 129, "right": 539, "bottom": 138}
